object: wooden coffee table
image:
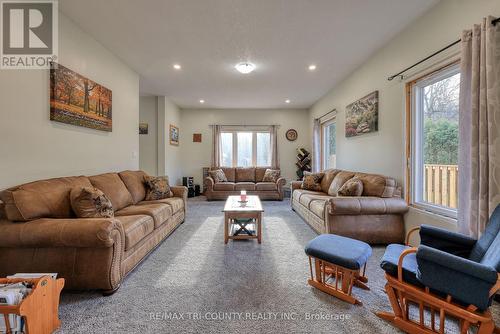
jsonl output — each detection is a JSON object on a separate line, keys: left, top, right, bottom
{"left": 223, "top": 195, "right": 263, "bottom": 244}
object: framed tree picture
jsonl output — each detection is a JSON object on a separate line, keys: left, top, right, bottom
{"left": 169, "top": 124, "right": 179, "bottom": 146}
{"left": 50, "top": 63, "right": 112, "bottom": 132}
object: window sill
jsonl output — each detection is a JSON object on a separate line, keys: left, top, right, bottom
{"left": 408, "top": 204, "right": 458, "bottom": 225}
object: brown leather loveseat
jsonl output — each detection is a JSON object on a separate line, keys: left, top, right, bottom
{"left": 291, "top": 169, "right": 408, "bottom": 244}
{"left": 204, "top": 167, "right": 286, "bottom": 201}
{"left": 0, "top": 170, "right": 187, "bottom": 293}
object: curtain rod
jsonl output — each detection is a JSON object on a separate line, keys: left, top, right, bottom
{"left": 388, "top": 16, "right": 499, "bottom": 81}
{"left": 315, "top": 109, "right": 336, "bottom": 121}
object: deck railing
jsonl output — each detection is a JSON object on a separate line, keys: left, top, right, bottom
{"left": 424, "top": 164, "right": 458, "bottom": 209}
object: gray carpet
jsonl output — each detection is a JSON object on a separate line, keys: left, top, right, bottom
{"left": 57, "top": 199, "right": 499, "bottom": 333}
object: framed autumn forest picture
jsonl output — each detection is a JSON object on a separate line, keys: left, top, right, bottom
{"left": 50, "top": 63, "right": 113, "bottom": 132}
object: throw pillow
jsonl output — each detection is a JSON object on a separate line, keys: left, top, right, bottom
{"left": 144, "top": 176, "right": 172, "bottom": 201}
{"left": 209, "top": 169, "right": 228, "bottom": 183}
{"left": 262, "top": 169, "right": 280, "bottom": 183}
{"left": 338, "top": 178, "right": 364, "bottom": 197}
{"left": 70, "top": 187, "right": 114, "bottom": 218}
{"left": 301, "top": 172, "right": 324, "bottom": 192}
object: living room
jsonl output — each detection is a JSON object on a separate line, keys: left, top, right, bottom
{"left": 0, "top": 0, "right": 499, "bottom": 333}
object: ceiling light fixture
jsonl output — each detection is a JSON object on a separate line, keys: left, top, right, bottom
{"left": 199, "top": 99, "right": 205, "bottom": 104}
{"left": 173, "top": 64, "right": 181, "bottom": 70}
{"left": 235, "top": 62, "right": 256, "bottom": 74}
{"left": 308, "top": 64, "right": 317, "bottom": 71}
{"left": 285, "top": 99, "right": 291, "bottom": 104}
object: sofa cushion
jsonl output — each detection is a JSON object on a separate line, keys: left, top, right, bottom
{"left": 292, "top": 189, "right": 321, "bottom": 202}
{"left": 119, "top": 170, "right": 148, "bottom": 204}
{"left": 262, "top": 169, "right": 280, "bottom": 183}
{"left": 209, "top": 169, "right": 228, "bottom": 183}
{"left": 89, "top": 173, "right": 134, "bottom": 211}
{"left": 115, "top": 203, "right": 172, "bottom": 228}
{"left": 140, "top": 197, "right": 184, "bottom": 214}
{"left": 320, "top": 169, "right": 341, "bottom": 194}
{"left": 310, "top": 200, "right": 327, "bottom": 219}
{"left": 220, "top": 167, "right": 236, "bottom": 182}
{"left": 299, "top": 193, "right": 331, "bottom": 208}
{"left": 329, "top": 197, "right": 409, "bottom": 215}
{"left": 255, "top": 182, "right": 277, "bottom": 191}
{"left": 144, "top": 176, "right": 172, "bottom": 200}
{"left": 354, "top": 172, "right": 397, "bottom": 198}
{"left": 255, "top": 167, "right": 270, "bottom": 182}
{"left": 338, "top": 178, "right": 364, "bottom": 197}
{"left": 115, "top": 215, "right": 154, "bottom": 251}
{"left": 235, "top": 168, "right": 256, "bottom": 182}
{"left": 70, "top": 187, "right": 114, "bottom": 218}
{"left": 213, "top": 182, "right": 235, "bottom": 191}
{"left": 328, "top": 171, "right": 356, "bottom": 196}
{"left": 0, "top": 176, "right": 92, "bottom": 221}
{"left": 380, "top": 244, "right": 421, "bottom": 287}
{"left": 235, "top": 182, "right": 256, "bottom": 191}
{"left": 301, "top": 172, "right": 324, "bottom": 191}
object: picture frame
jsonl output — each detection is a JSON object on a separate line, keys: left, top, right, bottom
{"left": 50, "top": 62, "right": 113, "bottom": 132}
{"left": 193, "top": 133, "right": 202, "bottom": 142}
{"left": 170, "top": 124, "right": 179, "bottom": 146}
{"left": 345, "top": 90, "right": 379, "bottom": 137}
{"left": 139, "top": 123, "right": 148, "bottom": 135}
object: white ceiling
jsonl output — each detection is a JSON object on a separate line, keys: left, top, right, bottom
{"left": 60, "top": 0, "right": 439, "bottom": 109}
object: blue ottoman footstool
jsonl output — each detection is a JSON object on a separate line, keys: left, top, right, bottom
{"left": 305, "top": 234, "right": 372, "bottom": 305}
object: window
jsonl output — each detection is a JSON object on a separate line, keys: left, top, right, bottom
{"left": 220, "top": 129, "right": 271, "bottom": 167}
{"left": 408, "top": 63, "right": 460, "bottom": 218}
{"left": 220, "top": 132, "right": 233, "bottom": 167}
{"left": 321, "top": 118, "right": 336, "bottom": 169}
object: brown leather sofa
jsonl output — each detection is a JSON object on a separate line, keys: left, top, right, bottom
{"left": 204, "top": 167, "right": 286, "bottom": 201}
{"left": 291, "top": 169, "right": 408, "bottom": 244}
{"left": 0, "top": 170, "right": 187, "bottom": 293}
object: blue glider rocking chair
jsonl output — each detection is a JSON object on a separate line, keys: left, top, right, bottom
{"left": 378, "top": 204, "right": 500, "bottom": 334}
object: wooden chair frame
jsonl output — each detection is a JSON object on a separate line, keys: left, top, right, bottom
{"left": 307, "top": 256, "right": 369, "bottom": 305}
{"left": 377, "top": 227, "right": 500, "bottom": 334}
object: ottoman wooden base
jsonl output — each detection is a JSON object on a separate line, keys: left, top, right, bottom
{"left": 307, "top": 256, "right": 369, "bottom": 305}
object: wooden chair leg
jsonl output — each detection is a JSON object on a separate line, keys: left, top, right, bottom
{"left": 307, "top": 257, "right": 364, "bottom": 305}
{"left": 477, "top": 320, "right": 494, "bottom": 334}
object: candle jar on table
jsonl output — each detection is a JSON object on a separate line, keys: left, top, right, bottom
{"left": 240, "top": 190, "right": 247, "bottom": 202}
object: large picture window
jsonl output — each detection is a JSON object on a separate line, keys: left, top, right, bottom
{"left": 408, "top": 63, "right": 460, "bottom": 218}
{"left": 321, "top": 118, "right": 336, "bottom": 170}
{"left": 220, "top": 129, "right": 271, "bottom": 167}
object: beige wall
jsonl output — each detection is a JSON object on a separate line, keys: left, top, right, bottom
{"left": 0, "top": 13, "right": 139, "bottom": 189}
{"left": 139, "top": 96, "right": 158, "bottom": 176}
{"left": 163, "top": 98, "right": 182, "bottom": 185}
{"left": 139, "top": 96, "right": 182, "bottom": 185}
{"left": 180, "top": 109, "right": 310, "bottom": 185}
{"left": 308, "top": 0, "right": 500, "bottom": 231}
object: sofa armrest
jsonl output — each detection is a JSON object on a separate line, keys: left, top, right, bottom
{"left": 419, "top": 224, "right": 477, "bottom": 257}
{"left": 416, "top": 245, "right": 498, "bottom": 310}
{"left": 276, "top": 177, "right": 286, "bottom": 186}
{"left": 171, "top": 186, "right": 188, "bottom": 205}
{"left": 204, "top": 176, "right": 214, "bottom": 191}
{"left": 328, "top": 197, "right": 409, "bottom": 215}
{"left": 290, "top": 181, "right": 302, "bottom": 192}
{"left": 0, "top": 218, "right": 125, "bottom": 248}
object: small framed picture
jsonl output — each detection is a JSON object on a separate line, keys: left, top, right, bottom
{"left": 170, "top": 124, "right": 179, "bottom": 146}
{"left": 139, "top": 123, "right": 148, "bottom": 134}
{"left": 193, "top": 133, "right": 202, "bottom": 142}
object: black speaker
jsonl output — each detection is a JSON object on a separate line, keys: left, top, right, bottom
{"left": 187, "top": 187, "right": 195, "bottom": 198}
{"left": 194, "top": 184, "right": 200, "bottom": 196}
{"left": 182, "top": 177, "right": 194, "bottom": 188}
